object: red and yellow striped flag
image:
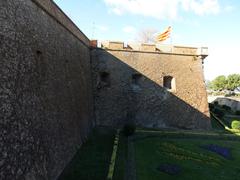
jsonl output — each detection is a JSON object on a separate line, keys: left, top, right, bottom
{"left": 156, "top": 26, "right": 172, "bottom": 42}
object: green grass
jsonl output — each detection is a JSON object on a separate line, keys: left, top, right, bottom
{"left": 133, "top": 133, "right": 240, "bottom": 180}
{"left": 57, "top": 125, "right": 240, "bottom": 180}
{"left": 58, "top": 127, "right": 115, "bottom": 180}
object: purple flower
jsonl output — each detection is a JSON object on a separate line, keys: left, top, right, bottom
{"left": 201, "top": 144, "right": 231, "bottom": 159}
{"left": 157, "top": 164, "right": 181, "bottom": 175}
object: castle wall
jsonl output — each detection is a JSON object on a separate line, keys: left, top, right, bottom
{"left": 0, "top": 0, "right": 94, "bottom": 179}
{"left": 0, "top": 0, "right": 212, "bottom": 179}
{"left": 91, "top": 43, "right": 211, "bottom": 129}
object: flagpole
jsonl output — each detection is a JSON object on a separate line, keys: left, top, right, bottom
{"left": 170, "top": 18, "right": 173, "bottom": 53}
{"left": 170, "top": 27, "right": 173, "bottom": 53}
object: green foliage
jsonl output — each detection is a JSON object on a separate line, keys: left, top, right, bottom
{"left": 224, "top": 93, "right": 235, "bottom": 97}
{"left": 209, "top": 103, "right": 214, "bottom": 110}
{"left": 212, "top": 108, "right": 225, "bottom": 118}
{"left": 235, "top": 110, "right": 240, "bottom": 115}
{"left": 226, "top": 74, "right": 240, "bottom": 90}
{"left": 210, "top": 75, "right": 227, "bottom": 91}
{"left": 222, "top": 105, "right": 231, "bottom": 111}
{"left": 213, "top": 101, "right": 219, "bottom": 106}
{"left": 122, "top": 123, "right": 136, "bottom": 136}
{"left": 209, "top": 74, "right": 240, "bottom": 91}
{"left": 231, "top": 120, "right": 240, "bottom": 129}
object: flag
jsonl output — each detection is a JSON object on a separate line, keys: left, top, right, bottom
{"left": 156, "top": 26, "right": 172, "bottom": 42}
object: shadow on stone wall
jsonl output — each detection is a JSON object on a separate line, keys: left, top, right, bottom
{"left": 92, "top": 49, "right": 211, "bottom": 130}
{"left": 1, "top": 1, "right": 94, "bottom": 179}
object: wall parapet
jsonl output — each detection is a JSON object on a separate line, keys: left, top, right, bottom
{"left": 92, "top": 40, "right": 208, "bottom": 58}
{"left": 32, "top": 0, "right": 90, "bottom": 47}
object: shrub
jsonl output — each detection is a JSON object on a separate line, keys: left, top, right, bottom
{"left": 214, "top": 101, "right": 219, "bottom": 106}
{"left": 231, "top": 120, "right": 240, "bottom": 129}
{"left": 222, "top": 105, "right": 231, "bottom": 111}
{"left": 213, "top": 108, "right": 225, "bottom": 118}
{"left": 209, "top": 103, "right": 215, "bottom": 111}
{"left": 235, "top": 110, "right": 240, "bottom": 115}
{"left": 122, "top": 123, "right": 136, "bottom": 136}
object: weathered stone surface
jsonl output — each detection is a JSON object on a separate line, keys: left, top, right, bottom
{"left": 1, "top": 0, "right": 211, "bottom": 180}
{"left": 0, "top": 0, "right": 93, "bottom": 179}
{"left": 91, "top": 47, "right": 211, "bottom": 129}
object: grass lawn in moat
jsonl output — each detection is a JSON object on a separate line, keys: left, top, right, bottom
{"left": 58, "top": 123, "right": 240, "bottom": 180}
{"left": 133, "top": 132, "right": 240, "bottom": 180}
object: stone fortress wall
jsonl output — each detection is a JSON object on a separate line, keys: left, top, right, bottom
{"left": 91, "top": 41, "right": 211, "bottom": 129}
{"left": 0, "top": 0, "right": 210, "bottom": 179}
{"left": 1, "top": 0, "right": 94, "bottom": 179}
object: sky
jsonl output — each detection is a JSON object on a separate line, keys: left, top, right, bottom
{"left": 53, "top": 0, "right": 240, "bottom": 80}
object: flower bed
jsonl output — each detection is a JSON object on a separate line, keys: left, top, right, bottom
{"left": 201, "top": 144, "right": 231, "bottom": 159}
{"left": 157, "top": 164, "right": 181, "bottom": 175}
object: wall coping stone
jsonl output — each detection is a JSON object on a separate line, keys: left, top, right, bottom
{"left": 98, "top": 40, "right": 208, "bottom": 58}
{"left": 32, "top": 0, "right": 90, "bottom": 47}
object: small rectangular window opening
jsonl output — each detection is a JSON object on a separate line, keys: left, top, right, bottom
{"left": 36, "top": 50, "right": 42, "bottom": 55}
{"left": 100, "top": 72, "right": 110, "bottom": 87}
{"left": 132, "top": 73, "right": 142, "bottom": 85}
{"left": 163, "top": 76, "right": 176, "bottom": 91}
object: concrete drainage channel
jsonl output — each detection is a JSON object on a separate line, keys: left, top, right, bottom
{"left": 107, "top": 129, "right": 120, "bottom": 180}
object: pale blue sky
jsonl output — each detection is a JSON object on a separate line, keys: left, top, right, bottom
{"left": 53, "top": 0, "right": 240, "bottom": 80}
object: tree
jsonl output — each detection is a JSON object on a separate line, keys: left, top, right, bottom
{"left": 209, "top": 74, "right": 240, "bottom": 91}
{"left": 136, "top": 28, "right": 157, "bottom": 43}
{"left": 205, "top": 80, "right": 212, "bottom": 90}
{"left": 210, "top": 75, "right": 227, "bottom": 91}
{"left": 226, "top": 74, "right": 240, "bottom": 90}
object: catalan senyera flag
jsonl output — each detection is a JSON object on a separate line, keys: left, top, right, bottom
{"left": 156, "top": 26, "right": 172, "bottom": 42}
